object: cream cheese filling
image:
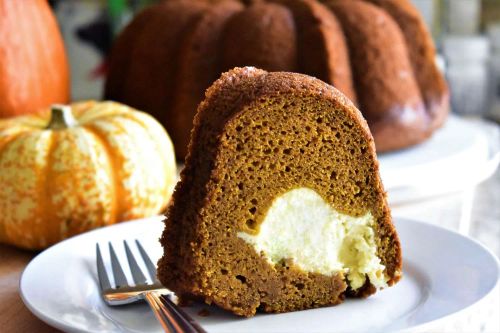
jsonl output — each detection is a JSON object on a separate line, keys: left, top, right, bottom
{"left": 237, "top": 187, "right": 388, "bottom": 290}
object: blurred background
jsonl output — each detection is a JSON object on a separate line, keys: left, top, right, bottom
{"left": 49, "top": 0, "right": 500, "bottom": 123}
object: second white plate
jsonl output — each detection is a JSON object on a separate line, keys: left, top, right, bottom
{"left": 378, "top": 115, "right": 500, "bottom": 204}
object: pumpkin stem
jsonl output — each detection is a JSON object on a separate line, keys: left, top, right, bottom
{"left": 47, "top": 104, "right": 77, "bottom": 130}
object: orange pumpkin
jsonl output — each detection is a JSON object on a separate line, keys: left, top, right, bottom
{"left": 0, "top": 101, "right": 177, "bottom": 250}
{"left": 0, "top": 0, "right": 70, "bottom": 118}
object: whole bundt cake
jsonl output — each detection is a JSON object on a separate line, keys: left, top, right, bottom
{"left": 105, "top": 0, "right": 448, "bottom": 158}
{"left": 157, "top": 67, "right": 402, "bottom": 317}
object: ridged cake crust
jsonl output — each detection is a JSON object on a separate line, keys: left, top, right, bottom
{"left": 222, "top": 2, "right": 297, "bottom": 72}
{"left": 326, "top": 0, "right": 429, "bottom": 151}
{"left": 170, "top": 0, "right": 244, "bottom": 156}
{"left": 107, "top": 0, "right": 208, "bottom": 132}
{"left": 105, "top": 5, "right": 156, "bottom": 102}
{"left": 366, "top": 0, "right": 449, "bottom": 130}
{"left": 158, "top": 67, "right": 402, "bottom": 317}
{"left": 105, "top": 0, "right": 448, "bottom": 158}
{"left": 277, "top": 0, "right": 357, "bottom": 102}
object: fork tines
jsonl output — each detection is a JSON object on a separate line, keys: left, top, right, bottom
{"left": 96, "top": 240, "right": 158, "bottom": 290}
{"left": 96, "top": 240, "right": 207, "bottom": 333}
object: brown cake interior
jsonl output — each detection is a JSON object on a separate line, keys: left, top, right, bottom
{"left": 158, "top": 67, "right": 402, "bottom": 317}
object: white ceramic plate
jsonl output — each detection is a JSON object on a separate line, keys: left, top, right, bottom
{"left": 378, "top": 115, "right": 500, "bottom": 204}
{"left": 20, "top": 216, "right": 499, "bottom": 333}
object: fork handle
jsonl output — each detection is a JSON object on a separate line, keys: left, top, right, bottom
{"left": 144, "top": 292, "right": 207, "bottom": 333}
{"left": 144, "top": 292, "right": 173, "bottom": 332}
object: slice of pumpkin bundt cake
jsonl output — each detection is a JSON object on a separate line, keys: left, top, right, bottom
{"left": 158, "top": 67, "right": 402, "bottom": 317}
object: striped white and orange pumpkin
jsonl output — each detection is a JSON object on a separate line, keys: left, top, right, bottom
{"left": 0, "top": 101, "right": 176, "bottom": 250}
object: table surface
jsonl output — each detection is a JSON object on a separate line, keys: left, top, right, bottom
{"left": 0, "top": 244, "right": 58, "bottom": 332}
{"left": 1, "top": 166, "right": 499, "bottom": 333}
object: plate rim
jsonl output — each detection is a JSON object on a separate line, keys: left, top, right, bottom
{"left": 19, "top": 216, "right": 500, "bottom": 333}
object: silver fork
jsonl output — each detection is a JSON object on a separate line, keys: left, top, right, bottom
{"left": 96, "top": 240, "right": 207, "bottom": 333}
